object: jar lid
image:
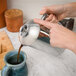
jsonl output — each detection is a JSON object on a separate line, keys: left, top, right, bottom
{"left": 5, "top": 9, "right": 23, "bottom": 18}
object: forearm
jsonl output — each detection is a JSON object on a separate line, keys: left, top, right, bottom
{"left": 66, "top": 32, "right": 76, "bottom": 54}
{"left": 68, "top": 43, "right": 76, "bottom": 54}
{"left": 65, "top": 2, "right": 76, "bottom": 17}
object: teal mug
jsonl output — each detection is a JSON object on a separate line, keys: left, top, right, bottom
{"left": 1, "top": 50, "right": 28, "bottom": 76}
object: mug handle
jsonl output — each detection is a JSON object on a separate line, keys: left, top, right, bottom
{"left": 1, "top": 66, "right": 11, "bottom": 76}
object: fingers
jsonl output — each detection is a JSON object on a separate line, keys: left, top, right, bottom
{"left": 34, "top": 18, "right": 53, "bottom": 29}
{"left": 46, "top": 14, "right": 53, "bottom": 21}
{"left": 40, "top": 6, "right": 58, "bottom": 23}
{"left": 40, "top": 6, "right": 52, "bottom": 15}
{"left": 57, "top": 14, "right": 66, "bottom": 21}
{"left": 50, "top": 15, "right": 58, "bottom": 23}
{"left": 45, "top": 14, "right": 58, "bottom": 23}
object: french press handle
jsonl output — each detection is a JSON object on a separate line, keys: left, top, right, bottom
{"left": 40, "top": 13, "right": 49, "bottom": 37}
{"left": 41, "top": 13, "right": 48, "bottom": 20}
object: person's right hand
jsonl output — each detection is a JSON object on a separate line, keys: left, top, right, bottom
{"left": 34, "top": 18, "right": 76, "bottom": 54}
{"left": 40, "top": 4, "right": 69, "bottom": 22}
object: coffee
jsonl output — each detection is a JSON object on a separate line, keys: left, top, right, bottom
{"left": 17, "top": 45, "right": 23, "bottom": 63}
{"left": 7, "top": 45, "right": 23, "bottom": 65}
{"left": 7, "top": 54, "right": 24, "bottom": 65}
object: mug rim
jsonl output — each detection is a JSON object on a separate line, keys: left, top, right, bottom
{"left": 4, "top": 49, "right": 27, "bottom": 67}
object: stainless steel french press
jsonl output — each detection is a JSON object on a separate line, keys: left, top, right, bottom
{"left": 19, "top": 14, "right": 49, "bottom": 46}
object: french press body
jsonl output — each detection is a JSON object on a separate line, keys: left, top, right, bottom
{"left": 19, "top": 14, "right": 49, "bottom": 46}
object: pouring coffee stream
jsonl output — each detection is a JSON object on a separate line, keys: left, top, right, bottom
{"left": 17, "top": 45, "right": 23, "bottom": 63}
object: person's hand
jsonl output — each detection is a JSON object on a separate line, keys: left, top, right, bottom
{"left": 40, "top": 2, "right": 76, "bottom": 22}
{"left": 40, "top": 4, "right": 69, "bottom": 22}
{"left": 34, "top": 19, "right": 76, "bottom": 53}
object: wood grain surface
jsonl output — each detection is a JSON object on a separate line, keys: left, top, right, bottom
{"left": 0, "top": 0, "right": 7, "bottom": 14}
{"left": 0, "top": 31, "right": 14, "bottom": 70}
{"left": 0, "top": 0, "right": 7, "bottom": 28}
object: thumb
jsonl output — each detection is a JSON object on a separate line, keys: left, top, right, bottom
{"left": 34, "top": 18, "right": 53, "bottom": 29}
{"left": 40, "top": 6, "right": 53, "bottom": 15}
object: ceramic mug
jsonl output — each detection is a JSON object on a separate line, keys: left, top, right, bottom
{"left": 1, "top": 50, "right": 28, "bottom": 76}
